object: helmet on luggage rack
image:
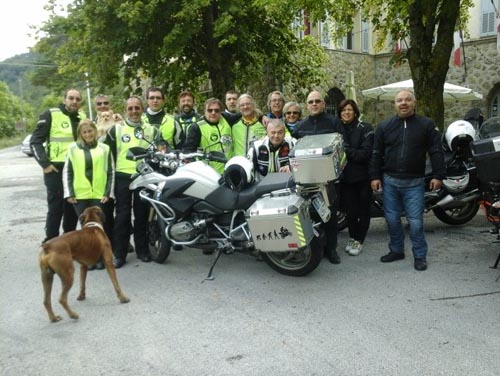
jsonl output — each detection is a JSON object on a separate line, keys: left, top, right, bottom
{"left": 444, "top": 120, "right": 476, "bottom": 151}
{"left": 223, "top": 156, "right": 254, "bottom": 191}
{"left": 442, "top": 160, "right": 470, "bottom": 193}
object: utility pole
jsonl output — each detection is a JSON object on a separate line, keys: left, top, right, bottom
{"left": 85, "top": 72, "right": 93, "bottom": 120}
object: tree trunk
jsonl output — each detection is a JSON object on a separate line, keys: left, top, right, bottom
{"left": 406, "top": 0, "right": 461, "bottom": 131}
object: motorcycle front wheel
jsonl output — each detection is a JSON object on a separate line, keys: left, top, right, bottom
{"left": 431, "top": 199, "right": 480, "bottom": 225}
{"left": 147, "top": 212, "right": 171, "bottom": 264}
{"left": 261, "top": 237, "right": 323, "bottom": 276}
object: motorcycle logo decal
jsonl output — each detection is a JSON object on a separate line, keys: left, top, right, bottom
{"left": 122, "top": 134, "right": 131, "bottom": 143}
{"left": 61, "top": 121, "right": 70, "bottom": 129}
{"left": 210, "top": 133, "right": 219, "bottom": 142}
{"left": 255, "top": 226, "right": 292, "bottom": 241}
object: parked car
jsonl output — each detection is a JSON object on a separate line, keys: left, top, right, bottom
{"left": 20, "top": 134, "right": 33, "bottom": 156}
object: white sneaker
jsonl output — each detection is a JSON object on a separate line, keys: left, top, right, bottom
{"left": 348, "top": 240, "right": 363, "bottom": 256}
{"left": 345, "top": 239, "right": 355, "bottom": 253}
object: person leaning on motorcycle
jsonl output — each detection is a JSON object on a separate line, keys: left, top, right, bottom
{"left": 247, "top": 119, "right": 295, "bottom": 181}
{"left": 104, "top": 96, "right": 160, "bottom": 268}
{"left": 30, "top": 88, "right": 87, "bottom": 243}
{"left": 369, "top": 89, "right": 445, "bottom": 271}
{"left": 292, "top": 90, "right": 346, "bottom": 265}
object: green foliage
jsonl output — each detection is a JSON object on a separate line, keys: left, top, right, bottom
{"left": 32, "top": 0, "right": 330, "bottom": 109}
{"left": 0, "top": 82, "right": 34, "bottom": 137}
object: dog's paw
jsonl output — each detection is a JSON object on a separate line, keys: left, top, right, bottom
{"left": 77, "top": 294, "right": 86, "bottom": 301}
{"left": 119, "top": 295, "right": 130, "bottom": 304}
{"left": 50, "top": 315, "right": 63, "bottom": 323}
{"left": 69, "top": 312, "right": 79, "bottom": 320}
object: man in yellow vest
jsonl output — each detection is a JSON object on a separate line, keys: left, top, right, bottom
{"left": 31, "top": 88, "right": 87, "bottom": 243}
{"left": 105, "top": 96, "right": 160, "bottom": 268}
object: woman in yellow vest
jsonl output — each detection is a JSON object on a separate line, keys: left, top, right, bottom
{"left": 63, "top": 119, "right": 114, "bottom": 220}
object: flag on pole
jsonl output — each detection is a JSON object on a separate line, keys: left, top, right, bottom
{"left": 452, "top": 31, "right": 462, "bottom": 67}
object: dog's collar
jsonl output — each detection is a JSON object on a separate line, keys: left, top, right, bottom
{"left": 84, "top": 221, "right": 104, "bottom": 231}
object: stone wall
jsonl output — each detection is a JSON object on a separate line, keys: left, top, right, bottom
{"left": 323, "top": 36, "right": 499, "bottom": 128}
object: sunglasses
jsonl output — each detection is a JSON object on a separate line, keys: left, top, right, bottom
{"left": 206, "top": 108, "right": 221, "bottom": 113}
{"left": 96, "top": 101, "right": 109, "bottom": 106}
{"left": 148, "top": 96, "right": 163, "bottom": 100}
{"left": 307, "top": 99, "right": 323, "bottom": 105}
{"left": 127, "top": 106, "right": 142, "bottom": 111}
{"left": 286, "top": 111, "right": 300, "bottom": 115}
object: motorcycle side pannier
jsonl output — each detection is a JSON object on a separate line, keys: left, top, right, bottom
{"left": 471, "top": 136, "right": 500, "bottom": 188}
{"left": 246, "top": 191, "right": 314, "bottom": 252}
{"left": 289, "top": 133, "right": 345, "bottom": 184}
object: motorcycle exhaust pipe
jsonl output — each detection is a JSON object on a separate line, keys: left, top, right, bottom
{"left": 429, "top": 189, "right": 480, "bottom": 210}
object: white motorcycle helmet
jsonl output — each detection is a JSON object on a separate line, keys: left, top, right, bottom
{"left": 443, "top": 174, "right": 470, "bottom": 193}
{"left": 223, "top": 156, "right": 254, "bottom": 191}
{"left": 442, "top": 160, "right": 469, "bottom": 193}
{"left": 444, "top": 120, "right": 476, "bottom": 151}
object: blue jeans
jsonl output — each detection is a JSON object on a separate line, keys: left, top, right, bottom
{"left": 382, "top": 174, "right": 428, "bottom": 259}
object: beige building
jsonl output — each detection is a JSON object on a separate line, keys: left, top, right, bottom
{"left": 296, "top": 0, "right": 500, "bottom": 125}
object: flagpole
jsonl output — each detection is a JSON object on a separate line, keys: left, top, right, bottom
{"left": 84, "top": 72, "right": 93, "bottom": 120}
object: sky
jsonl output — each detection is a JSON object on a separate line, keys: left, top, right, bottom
{"left": 0, "top": 0, "right": 68, "bottom": 61}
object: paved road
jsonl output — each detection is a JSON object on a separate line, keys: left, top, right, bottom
{"left": 1, "top": 146, "right": 500, "bottom": 376}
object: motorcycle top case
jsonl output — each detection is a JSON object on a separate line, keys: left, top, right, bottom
{"left": 289, "top": 133, "right": 345, "bottom": 184}
{"left": 246, "top": 191, "right": 314, "bottom": 252}
{"left": 471, "top": 136, "right": 500, "bottom": 187}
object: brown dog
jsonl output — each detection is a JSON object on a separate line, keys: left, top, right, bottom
{"left": 96, "top": 110, "right": 122, "bottom": 138}
{"left": 39, "top": 206, "right": 129, "bottom": 322}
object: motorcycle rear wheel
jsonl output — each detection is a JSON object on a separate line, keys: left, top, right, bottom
{"left": 147, "top": 212, "right": 171, "bottom": 264}
{"left": 431, "top": 200, "right": 480, "bottom": 225}
{"left": 260, "top": 237, "right": 323, "bottom": 276}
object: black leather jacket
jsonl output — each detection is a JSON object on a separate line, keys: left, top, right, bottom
{"left": 369, "top": 113, "right": 445, "bottom": 180}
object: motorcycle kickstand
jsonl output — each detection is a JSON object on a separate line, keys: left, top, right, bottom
{"left": 203, "top": 249, "right": 223, "bottom": 282}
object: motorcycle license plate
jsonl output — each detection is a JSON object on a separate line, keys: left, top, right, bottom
{"left": 312, "top": 194, "right": 331, "bottom": 223}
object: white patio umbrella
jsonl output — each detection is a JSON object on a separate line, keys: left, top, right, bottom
{"left": 362, "top": 79, "right": 483, "bottom": 102}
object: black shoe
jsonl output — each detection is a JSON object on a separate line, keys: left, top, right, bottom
{"left": 87, "top": 264, "right": 97, "bottom": 271}
{"left": 95, "top": 261, "right": 105, "bottom": 270}
{"left": 138, "top": 254, "right": 152, "bottom": 262}
{"left": 113, "top": 258, "right": 126, "bottom": 268}
{"left": 173, "top": 244, "right": 183, "bottom": 251}
{"left": 326, "top": 248, "right": 341, "bottom": 264}
{"left": 380, "top": 252, "right": 405, "bottom": 263}
{"left": 414, "top": 258, "right": 427, "bottom": 271}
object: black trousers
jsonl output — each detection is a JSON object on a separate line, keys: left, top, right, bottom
{"left": 340, "top": 180, "right": 372, "bottom": 243}
{"left": 43, "top": 167, "right": 78, "bottom": 240}
{"left": 113, "top": 175, "right": 149, "bottom": 260}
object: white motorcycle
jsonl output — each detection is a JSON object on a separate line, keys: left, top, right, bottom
{"left": 128, "top": 133, "right": 344, "bottom": 278}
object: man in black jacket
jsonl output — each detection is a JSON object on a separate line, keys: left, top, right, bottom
{"left": 30, "top": 89, "right": 86, "bottom": 243}
{"left": 293, "top": 90, "right": 345, "bottom": 264}
{"left": 370, "top": 90, "right": 445, "bottom": 271}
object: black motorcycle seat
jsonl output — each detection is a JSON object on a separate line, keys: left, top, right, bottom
{"left": 205, "top": 173, "right": 296, "bottom": 211}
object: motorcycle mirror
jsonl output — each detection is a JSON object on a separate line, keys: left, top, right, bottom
{"left": 207, "top": 151, "right": 228, "bottom": 164}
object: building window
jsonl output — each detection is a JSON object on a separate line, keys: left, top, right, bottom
{"left": 481, "top": 0, "right": 496, "bottom": 35}
{"left": 292, "top": 10, "right": 304, "bottom": 40}
{"left": 320, "top": 21, "right": 332, "bottom": 48}
{"left": 343, "top": 30, "right": 353, "bottom": 50}
{"left": 361, "top": 20, "right": 369, "bottom": 52}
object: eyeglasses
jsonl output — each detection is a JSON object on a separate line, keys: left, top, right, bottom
{"left": 67, "top": 96, "right": 82, "bottom": 102}
{"left": 307, "top": 99, "right": 323, "bottom": 105}
{"left": 127, "top": 106, "right": 142, "bottom": 111}
{"left": 206, "top": 108, "right": 221, "bottom": 113}
{"left": 271, "top": 99, "right": 283, "bottom": 103}
{"left": 96, "top": 101, "right": 109, "bottom": 106}
{"left": 286, "top": 111, "right": 300, "bottom": 115}
{"left": 148, "top": 96, "right": 163, "bottom": 100}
